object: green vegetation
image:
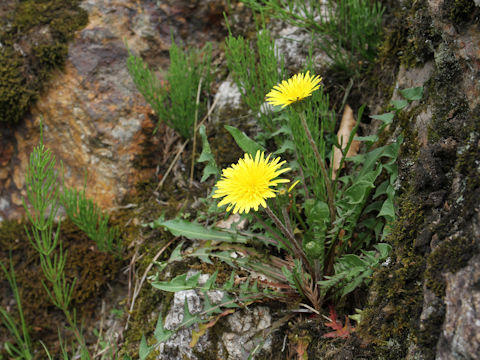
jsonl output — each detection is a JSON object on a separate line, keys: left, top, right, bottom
{"left": 61, "top": 181, "right": 122, "bottom": 256}
{"left": 0, "top": 256, "right": 33, "bottom": 359}
{"left": 127, "top": 40, "right": 212, "bottom": 139}
{"left": 224, "top": 25, "right": 283, "bottom": 132}
{"left": 241, "top": 0, "right": 384, "bottom": 77}
{"left": 0, "top": 126, "right": 122, "bottom": 358}
{"left": 3, "top": 0, "right": 458, "bottom": 358}
{"left": 122, "top": 3, "right": 418, "bottom": 356}
{"left": 140, "top": 71, "right": 421, "bottom": 355}
{"left": 22, "top": 133, "right": 90, "bottom": 358}
{"left": 425, "top": 236, "right": 477, "bottom": 298}
{"left": 0, "top": 0, "right": 87, "bottom": 124}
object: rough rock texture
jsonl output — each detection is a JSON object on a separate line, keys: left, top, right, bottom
{"left": 359, "top": 1, "right": 480, "bottom": 359}
{"left": 0, "top": 0, "right": 226, "bottom": 220}
{"left": 437, "top": 255, "right": 480, "bottom": 359}
{"left": 221, "top": 306, "right": 272, "bottom": 359}
{"left": 159, "top": 273, "right": 272, "bottom": 360}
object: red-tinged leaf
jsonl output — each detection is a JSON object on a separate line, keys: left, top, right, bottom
{"left": 296, "top": 338, "right": 309, "bottom": 360}
{"left": 324, "top": 305, "right": 342, "bottom": 330}
{"left": 323, "top": 305, "right": 355, "bottom": 339}
{"left": 258, "top": 279, "right": 293, "bottom": 290}
{"left": 289, "top": 334, "right": 310, "bottom": 360}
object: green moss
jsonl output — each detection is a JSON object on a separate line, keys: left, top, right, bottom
{"left": 375, "top": 0, "right": 440, "bottom": 70}
{"left": 0, "top": 0, "right": 87, "bottom": 124}
{"left": 114, "top": 184, "right": 176, "bottom": 358}
{"left": 397, "top": 105, "right": 424, "bottom": 158}
{"left": 50, "top": 9, "right": 88, "bottom": 42}
{"left": 357, "top": 191, "right": 425, "bottom": 359}
{"left": 422, "top": 109, "right": 480, "bottom": 301}
{"left": 455, "top": 107, "right": 480, "bottom": 202}
{"left": 376, "top": 14, "right": 409, "bottom": 69}
{"left": 427, "top": 47, "right": 468, "bottom": 142}
{"left": 11, "top": 0, "right": 88, "bottom": 34}
{"left": 444, "top": 0, "right": 476, "bottom": 24}
{"left": 120, "top": 287, "right": 166, "bottom": 359}
{"left": 425, "top": 236, "right": 477, "bottom": 298}
{"left": 0, "top": 217, "right": 122, "bottom": 357}
{"left": 0, "top": 49, "right": 35, "bottom": 124}
{"left": 33, "top": 43, "right": 69, "bottom": 70}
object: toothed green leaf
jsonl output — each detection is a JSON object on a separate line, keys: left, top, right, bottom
{"left": 169, "top": 241, "right": 184, "bottom": 262}
{"left": 197, "top": 125, "right": 219, "bottom": 182}
{"left": 370, "top": 112, "right": 394, "bottom": 124}
{"left": 224, "top": 125, "right": 265, "bottom": 156}
{"left": 154, "top": 316, "right": 174, "bottom": 343}
{"left": 200, "top": 270, "right": 219, "bottom": 291}
{"left": 399, "top": 86, "right": 423, "bottom": 101}
{"left": 224, "top": 272, "right": 235, "bottom": 291}
{"left": 378, "top": 196, "right": 395, "bottom": 220}
{"left": 148, "top": 218, "right": 247, "bottom": 243}
{"left": 151, "top": 272, "right": 201, "bottom": 292}
{"left": 391, "top": 99, "right": 408, "bottom": 111}
{"left": 139, "top": 335, "right": 151, "bottom": 360}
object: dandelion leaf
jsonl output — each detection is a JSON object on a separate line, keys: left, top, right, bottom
{"left": 154, "top": 316, "right": 174, "bottom": 343}
{"left": 399, "top": 86, "right": 423, "bottom": 101}
{"left": 151, "top": 272, "right": 201, "bottom": 292}
{"left": 224, "top": 125, "right": 265, "bottom": 156}
{"left": 197, "top": 125, "right": 219, "bottom": 182}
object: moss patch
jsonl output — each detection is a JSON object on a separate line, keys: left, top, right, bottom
{"left": 427, "top": 47, "right": 468, "bottom": 142}
{"left": 0, "top": 0, "right": 87, "bottom": 124}
{"left": 0, "top": 217, "right": 122, "bottom": 357}
{"left": 425, "top": 236, "right": 477, "bottom": 298}
{"left": 357, "top": 190, "right": 426, "bottom": 359}
{"left": 376, "top": 0, "right": 440, "bottom": 70}
{"left": 443, "top": 0, "right": 478, "bottom": 25}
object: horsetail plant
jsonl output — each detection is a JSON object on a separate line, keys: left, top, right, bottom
{"left": 22, "top": 131, "right": 90, "bottom": 359}
{"left": 0, "top": 256, "right": 33, "bottom": 360}
{"left": 4, "top": 123, "right": 128, "bottom": 358}
{"left": 241, "top": 0, "right": 384, "bottom": 77}
{"left": 127, "top": 39, "right": 212, "bottom": 139}
{"left": 60, "top": 178, "right": 122, "bottom": 256}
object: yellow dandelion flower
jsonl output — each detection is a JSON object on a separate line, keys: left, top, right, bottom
{"left": 265, "top": 71, "right": 322, "bottom": 108}
{"left": 212, "top": 150, "right": 290, "bottom": 214}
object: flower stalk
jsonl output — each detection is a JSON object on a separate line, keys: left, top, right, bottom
{"left": 264, "top": 206, "right": 315, "bottom": 281}
{"left": 297, "top": 110, "right": 336, "bottom": 224}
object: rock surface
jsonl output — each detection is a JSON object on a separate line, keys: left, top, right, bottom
{"left": 159, "top": 273, "right": 272, "bottom": 359}
{"left": 361, "top": 1, "right": 480, "bottom": 359}
{"left": 1, "top": 0, "right": 480, "bottom": 358}
{"left": 1, "top": 0, "right": 154, "bottom": 220}
{"left": 0, "top": 0, "right": 227, "bottom": 220}
{"left": 437, "top": 255, "right": 480, "bottom": 359}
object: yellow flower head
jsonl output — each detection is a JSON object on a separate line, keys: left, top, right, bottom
{"left": 266, "top": 71, "right": 322, "bottom": 108}
{"left": 213, "top": 151, "right": 290, "bottom": 214}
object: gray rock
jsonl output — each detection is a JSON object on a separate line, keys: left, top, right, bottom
{"left": 214, "top": 80, "right": 243, "bottom": 113}
{"left": 159, "top": 289, "right": 210, "bottom": 360}
{"left": 436, "top": 256, "right": 480, "bottom": 360}
{"left": 156, "top": 271, "right": 272, "bottom": 360}
{"left": 221, "top": 306, "right": 272, "bottom": 360}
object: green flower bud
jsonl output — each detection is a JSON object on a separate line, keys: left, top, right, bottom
{"left": 305, "top": 241, "right": 323, "bottom": 259}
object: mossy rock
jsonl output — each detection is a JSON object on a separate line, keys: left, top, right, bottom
{"left": 0, "top": 0, "right": 87, "bottom": 124}
{"left": 357, "top": 189, "right": 426, "bottom": 359}
{"left": 425, "top": 236, "right": 477, "bottom": 298}
{"left": 443, "top": 0, "right": 477, "bottom": 24}
{"left": 0, "top": 217, "right": 122, "bottom": 357}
